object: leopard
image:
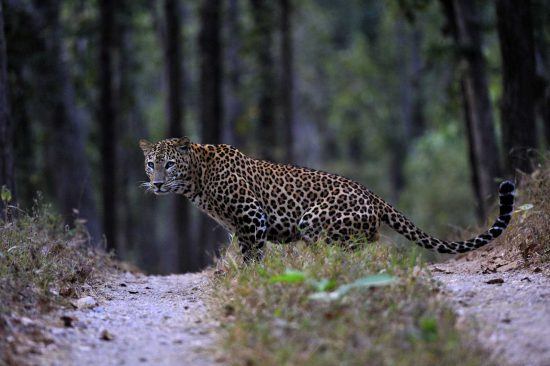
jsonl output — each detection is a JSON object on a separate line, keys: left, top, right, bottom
{"left": 139, "top": 137, "right": 515, "bottom": 262}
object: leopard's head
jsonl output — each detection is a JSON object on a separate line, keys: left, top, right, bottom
{"left": 139, "top": 137, "right": 193, "bottom": 195}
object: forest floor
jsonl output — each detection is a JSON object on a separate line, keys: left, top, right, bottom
{"left": 13, "top": 249, "right": 549, "bottom": 366}
{"left": 431, "top": 253, "right": 550, "bottom": 366}
{"left": 26, "top": 272, "right": 217, "bottom": 366}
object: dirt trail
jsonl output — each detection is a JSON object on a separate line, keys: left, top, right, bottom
{"left": 431, "top": 260, "right": 550, "bottom": 366}
{"left": 33, "top": 272, "right": 217, "bottom": 366}
{"left": 25, "top": 258, "right": 549, "bottom": 366}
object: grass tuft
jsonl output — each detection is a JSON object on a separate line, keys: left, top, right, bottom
{"left": 0, "top": 198, "right": 114, "bottom": 362}
{"left": 501, "top": 159, "right": 550, "bottom": 265}
{"left": 210, "top": 239, "right": 493, "bottom": 366}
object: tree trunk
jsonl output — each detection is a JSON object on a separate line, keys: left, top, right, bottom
{"left": 496, "top": 0, "right": 538, "bottom": 175}
{"left": 163, "top": 0, "right": 196, "bottom": 272}
{"left": 250, "top": 0, "right": 276, "bottom": 161}
{"left": 390, "top": 20, "right": 425, "bottom": 203}
{"left": 440, "top": 0, "right": 502, "bottom": 220}
{"left": 99, "top": 0, "right": 117, "bottom": 251}
{"left": 224, "top": 0, "right": 245, "bottom": 148}
{"left": 280, "top": 0, "right": 294, "bottom": 164}
{"left": 32, "top": 0, "right": 101, "bottom": 241}
{"left": 198, "top": 0, "right": 226, "bottom": 267}
{"left": 0, "top": 0, "right": 15, "bottom": 214}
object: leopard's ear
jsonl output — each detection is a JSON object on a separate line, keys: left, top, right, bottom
{"left": 176, "top": 136, "right": 191, "bottom": 153}
{"left": 139, "top": 139, "right": 153, "bottom": 154}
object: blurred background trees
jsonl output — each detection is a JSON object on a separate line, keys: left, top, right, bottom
{"left": 0, "top": 0, "right": 548, "bottom": 273}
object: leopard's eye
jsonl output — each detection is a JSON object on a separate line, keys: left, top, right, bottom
{"left": 165, "top": 161, "right": 175, "bottom": 169}
{"left": 147, "top": 162, "right": 154, "bottom": 169}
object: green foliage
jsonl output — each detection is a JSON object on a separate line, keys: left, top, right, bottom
{"left": 211, "top": 240, "right": 494, "bottom": 365}
{"left": 399, "top": 123, "right": 476, "bottom": 237}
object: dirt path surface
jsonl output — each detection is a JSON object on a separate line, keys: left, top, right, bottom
{"left": 33, "top": 272, "right": 217, "bottom": 366}
{"left": 431, "top": 260, "right": 550, "bottom": 366}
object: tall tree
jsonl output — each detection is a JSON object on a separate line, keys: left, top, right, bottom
{"left": 0, "top": 0, "right": 15, "bottom": 213}
{"left": 440, "top": 0, "right": 502, "bottom": 220}
{"left": 280, "top": 0, "right": 294, "bottom": 163}
{"left": 99, "top": 0, "right": 117, "bottom": 251}
{"left": 496, "top": 0, "right": 538, "bottom": 174}
{"left": 163, "top": 0, "right": 196, "bottom": 272}
{"left": 224, "top": 0, "right": 245, "bottom": 148}
{"left": 198, "top": 0, "right": 226, "bottom": 267}
{"left": 250, "top": 0, "right": 276, "bottom": 161}
{"left": 390, "top": 21, "right": 425, "bottom": 203}
{"left": 39, "top": 0, "right": 101, "bottom": 240}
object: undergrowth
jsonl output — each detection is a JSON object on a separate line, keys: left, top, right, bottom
{"left": 211, "top": 240, "right": 494, "bottom": 366}
{"left": 0, "top": 197, "right": 113, "bottom": 362}
{"left": 502, "top": 160, "right": 550, "bottom": 265}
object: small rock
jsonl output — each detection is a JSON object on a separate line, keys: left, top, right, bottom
{"left": 100, "top": 329, "right": 114, "bottom": 341}
{"left": 72, "top": 296, "right": 97, "bottom": 309}
{"left": 521, "top": 277, "right": 532, "bottom": 282}
{"left": 533, "top": 267, "right": 542, "bottom": 273}
{"left": 60, "top": 315, "right": 76, "bottom": 327}
{"left": 20, "top": 317, "right": 34, "bottom": 326}
{"left": 128, "top": 290, "right": 139, "bottom": 294}
{"left": 60, "top": 286, "right": 74, "bottom": 297}
{"left": 119, "top": 283, "right": 127, "bottom": 287}
{"left": 224, "top": 304, "right": 235, "bottom": 316}
{"left": 502, "top": 318, "right": 512, "bottom": 323}
{"left": 485, "top": 278, "right": 504, "bottom": 285}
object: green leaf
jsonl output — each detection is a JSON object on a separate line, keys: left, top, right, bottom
{"left": 309, "top": 274, "right": 396, "bottom": 301}
{"left": 269, "top": 269, "right": 307, "bottom": 284}
{"left": 419, "top": 316, "right": 439, "bottom": 342}
{"left": 516, "top": 203, "right": 534, "bottom": 212}
{"left": 312, "top": 278, "right": 338, "bottom": 292}
{"left": 1, "top": 185, "right": 12, "bottom": 203}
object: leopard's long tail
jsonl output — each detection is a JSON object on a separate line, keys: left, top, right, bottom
{"left": 381, "top": 181, "right": 515, "bottom": 253}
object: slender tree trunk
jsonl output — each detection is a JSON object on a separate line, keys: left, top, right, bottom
{"left": 224, "top": 0, "right": 245, "bottom": 148}
{"left": 390, "top": 20, "right": 425, "bottom": 203}
{"left": 0, "top": 1, "right": 15, "bottom": 213}
{"left": 163, "top": 0, "right": 196, "bottom": 272}
{"left": 496, "top": 0, "right": 538, "bottom": 174}
{"left": 34, "top": 0, "right": 101, "bottom": 241}
{"left": 198, "top": 0, "right": 226, "bottom": 267}
{"left": 99, "top": 0, "right": 117, "bottom": 251}
{"left": 250, "top": 0, "right": 276, "bottom": 161}
{"left": 280, "top": 0, "right": 294, "bottom": 163}
{"left": 440, "top": 0, "right": 502, "bottom": 220}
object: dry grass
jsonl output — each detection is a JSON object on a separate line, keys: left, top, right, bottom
{"left": 0, "top": 198, "right": 115, "bottom": 363}
{"left": 457, "top": 160, "right": 550, "bottom": 272}
{"left": 502, "top": 162, "right": 550, "bottom": 266}
{"left": 210, "top": 240, "right": 494, "bottom": 366}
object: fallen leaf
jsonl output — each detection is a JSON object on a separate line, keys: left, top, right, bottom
{"left": 71, "top": 296, "right": 97, "bottom": 309}
{"left": 100, "top": 330, "right": 114, "bottom": 341}
{"left": 60, "top": 315, "right": 76, "bottom": 327}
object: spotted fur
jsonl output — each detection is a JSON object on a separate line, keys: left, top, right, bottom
{"left": 140, "top": 137, "right": 515, "bottom": 261}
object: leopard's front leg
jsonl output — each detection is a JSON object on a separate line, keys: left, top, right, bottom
{"left": 235, "top": 201, "right": 268, "bottom": 263}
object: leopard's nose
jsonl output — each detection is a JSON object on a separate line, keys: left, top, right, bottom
{"left": 153, "top": 182, "right": 164, "bottom": 189}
